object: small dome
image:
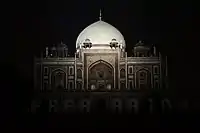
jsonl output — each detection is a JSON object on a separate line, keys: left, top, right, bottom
{"left": 58, "top": 41, "right": 67, "bottom": 48}
{"left": 76, "top": 20, "right": 125, "bottom": 49}
{"left": 134, "top": 41, "right": 151, "bottom": 51}
{"left": 135, "top": 40, "right": 145, "bottom": 47}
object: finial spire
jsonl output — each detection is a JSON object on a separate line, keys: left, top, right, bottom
{"left": 99, "top": 9, "right": 102, "bottom": 21}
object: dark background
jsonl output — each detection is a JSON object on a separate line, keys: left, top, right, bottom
{"left": 13, "top": 0, "right": 200, "bottom": 129}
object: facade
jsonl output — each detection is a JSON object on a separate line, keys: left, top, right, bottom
{"left": 32, "top": 18, "right": 169, "bottom": 114}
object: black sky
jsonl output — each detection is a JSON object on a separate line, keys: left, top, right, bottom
{"left": 15, "top": 0, "right": 199, "bottom": 96}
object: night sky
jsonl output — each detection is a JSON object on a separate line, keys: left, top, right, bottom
{"left": 15, "top": 0, "right": 199, "bottom": 98}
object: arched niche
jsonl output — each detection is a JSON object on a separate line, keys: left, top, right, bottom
{"left": 77, "top": 69, "right": 82, "bottom": 78}
{"left": 51, "top": 69, "right": 66, "bottom": 91}
{"left": 136, "top": 68, "right": 151, "bottom": 89}
{"left": 120, "top": 68, "right": 125, "bottom": 78}
{"left": 88, "top": 60, "right": 114, "bottom": 91}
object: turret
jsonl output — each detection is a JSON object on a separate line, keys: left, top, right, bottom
{"left": 51, "top": 44, "right": 57, "bottom": 57}
{"left": 64, "top": 46, "right": 68, "bottom": 57}
{"left": 133, "top": 40, "right": 151, "bottom": 57}
{"left": 83, "top": 39, "right": 92, "bottom": 49}
{"left": 152, "top": 44, "right": 157, "bottom": 56}
{"left": 56, "top": 41, "right": 68, "bottom": 57}
{"left": 45, "top": 47, "right": 49, "bottom": 58}
{"left": 110, "top": 38, "right": 119, "bottom": 49}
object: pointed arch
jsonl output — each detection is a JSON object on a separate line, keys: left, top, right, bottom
{"left": 136, "top": 68, "right": 151, "bottom": 89}
{"left": 135, "top": 67, "right": 149, "bottom": 73}
{"left": 50, "top": 68, "right": 66, "bottom": 91}
{"left": 120, "top": 68, "right": 125, "bottom": 78}
{"left": 88, "top": 60, "right": 114, "bottom": 91}
{"left": 89, "top": 59, "right": 114, "bottom": 71}
{"left": 77, "top": 68, "right": 82, "bottom": 78}
{"left": 51, "top": 68, "right": 66, "bottom": 75}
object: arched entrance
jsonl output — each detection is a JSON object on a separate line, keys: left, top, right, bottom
{"left": 88, "top": 60, "right": 114, "bottom": 91}
{"left": 136, "top": 69, "right": 151, "bottom": 89}
{"left": 51, "top": 69, "right": 66, "bottom": 91}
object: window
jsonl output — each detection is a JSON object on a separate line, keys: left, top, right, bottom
{"left": 128, "top": 66, "right": 133, "bottom": 74}
{"left": 69, "top": 66, "right": 74, "bottom": 75}
{"left": 44, "top": 67, "right": 48, "bottom": 75}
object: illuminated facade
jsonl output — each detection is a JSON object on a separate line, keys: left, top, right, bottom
{"left": 33, "top": 17, "right": 169, "bottom": 114}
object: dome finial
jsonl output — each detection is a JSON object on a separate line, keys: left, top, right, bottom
{"left": 99, "top": 9, "right": 102, "bottom": 21}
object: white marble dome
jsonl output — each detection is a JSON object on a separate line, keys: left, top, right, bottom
{"left": 76, "top": 20, "right": 126, "bottom": 49}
